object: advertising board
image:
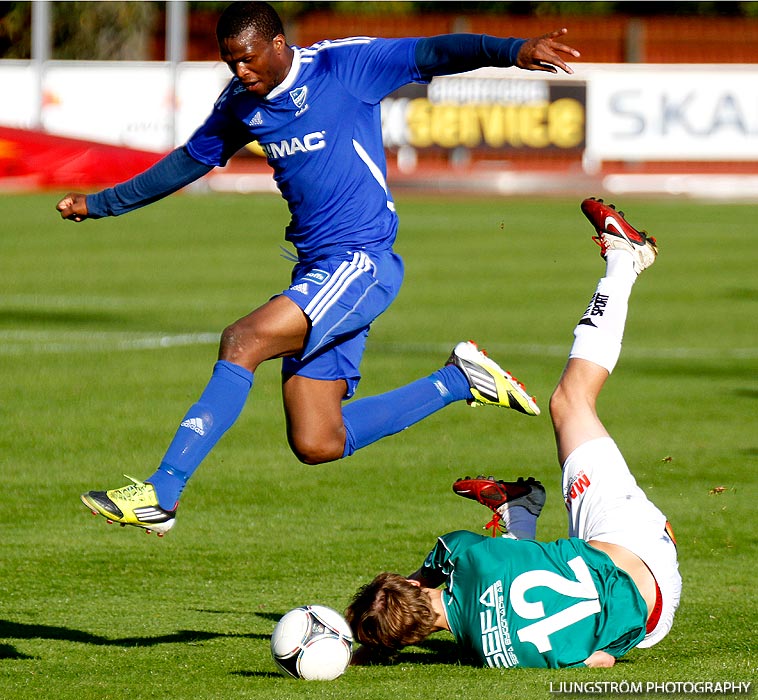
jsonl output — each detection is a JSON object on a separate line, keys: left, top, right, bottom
{"left": 585, "top": 66, "right": 758, "bottom": 161}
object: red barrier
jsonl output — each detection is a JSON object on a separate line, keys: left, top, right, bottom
{"left": 0, "top": 127, "right": 166, "bottom": 189}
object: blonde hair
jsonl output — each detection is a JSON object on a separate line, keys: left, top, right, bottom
{"left": 345, "top": 572, "right": 437, "bottom": 650}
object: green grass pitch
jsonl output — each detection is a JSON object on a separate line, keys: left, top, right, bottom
{"left": 0, "top": 192, "right": 755, "bottom": 699}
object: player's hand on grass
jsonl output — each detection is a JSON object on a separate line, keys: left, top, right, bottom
{"left": 584, "top": 650, "right": 616, "bottom": 668}
{"left": 516, "top": 28, "right": 580, "bottom": 74}
{"left": 56, "top": 192, "right": 89, "bottom": 222}
{"left": 349, "top": 644, "right": 375, "bottom": 666}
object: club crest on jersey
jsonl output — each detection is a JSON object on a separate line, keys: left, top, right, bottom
{"left": 290, "top": 86, "right": 309, "bottom": 117}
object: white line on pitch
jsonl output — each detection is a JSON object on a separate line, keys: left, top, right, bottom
{"left": 372, "top": 341, "right": 758, "bottom": 361}
{"left": 0, "top": 331, "right": 219, "bottom": 355}
{"left": 0, "top": 331, "right": 755, "bottom": 361}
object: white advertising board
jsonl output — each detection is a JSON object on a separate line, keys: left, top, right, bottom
{"left": 585, "top": 65, "right": 758, "bottom": 161}
{"left": 0, "top": 60, "right": 231, "bottom": 152}
{"left": 174, "top": 61, "right": 233, "bottom": 144}
{"left": 0, "top": 62, "right": 38, "bottom": 128}
{"left": 41, "top": 62, "right": 172, "bottom": 150}
{"left": 3, "top": 60, "right": 758, "bottom": 163}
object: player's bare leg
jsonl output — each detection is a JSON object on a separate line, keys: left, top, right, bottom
{"left": 218, "top": 294, "right": 310, "bottom": 371}
{"left": 551, "top": 197, "right": 658, "bottom": 464}
{"left": 80, "top": 294, "right": 311, "bottom": 534}
{"left": 282, "top": 375, "right": 348, "bottom": 464}
{"left": 549, "top": 358, "right": 609, "bottom": 465}
{"left": 547, "top": 198, "right": 667, "bottom": 633}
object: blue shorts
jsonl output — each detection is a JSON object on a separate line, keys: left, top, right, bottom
{"left": 281, "top": 248, "right": 404, "bottom": 398}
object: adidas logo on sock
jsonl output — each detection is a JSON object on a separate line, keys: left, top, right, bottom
{"left": 181, "top": 417, "right": 206, "bottom": 436}
{"left": 432, "top": 379, "right": 450, "bottom": 398}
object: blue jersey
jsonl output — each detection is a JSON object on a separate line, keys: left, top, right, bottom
{"left": 186, "top": 37, "right": 426, "bottom": 263}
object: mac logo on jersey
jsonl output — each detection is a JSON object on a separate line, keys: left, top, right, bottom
{"left": 261, "top": 131, "right": 326, "bottom": 159}
{"left": 290, "top": 86, "right": 309, "bottom": 117}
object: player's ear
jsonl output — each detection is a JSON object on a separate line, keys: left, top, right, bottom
{"left": 405, "top": 579, "right": 422, "bottom": 588}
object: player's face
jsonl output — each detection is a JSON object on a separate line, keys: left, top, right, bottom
{"left": 220, "top": 29, "right": 291, "bottom": 97}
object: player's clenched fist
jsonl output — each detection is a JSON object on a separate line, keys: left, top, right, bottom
{"left": 56, "top": 192, "right": 89, "bottom": 222}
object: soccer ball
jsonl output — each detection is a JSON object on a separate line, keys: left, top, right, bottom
{"left": 270, "top": 605, "right": 353, "bottom": 680}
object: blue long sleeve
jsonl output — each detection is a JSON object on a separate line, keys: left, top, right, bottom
{"left": 86, "top": 146, "right": 213, "bottom": 218}
{"left": 414, "top": 33, "right": 526, "bottom": 78}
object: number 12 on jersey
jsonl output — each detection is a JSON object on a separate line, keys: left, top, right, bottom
{"left": 510, "top": 556, "right": 601, "bottom": 653}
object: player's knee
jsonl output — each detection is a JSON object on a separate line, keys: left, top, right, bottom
{"left": 288, "top": 433, "right": 344, "bottom": 465}
{"left": 549, "top": 383, "right": 575, "bottom": 425}
{"left": 220, "top": 320, "right": 250, "bottom": 351}
{"left": 219, "top": 321, "right": 264, "bottom": 369}
{"left": 550, "top": 382, "right": 598, "bottom": 430}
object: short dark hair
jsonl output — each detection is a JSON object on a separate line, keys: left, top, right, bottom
{"left": 216, "top": 2, "right": 285, "bottom": 43}
{"left": 345, "top": 573, "right": 437, "bottom": 650}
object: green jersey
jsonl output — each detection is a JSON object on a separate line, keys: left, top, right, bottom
{"left": 423, "top": 531, "right": 647, "bottom": 668}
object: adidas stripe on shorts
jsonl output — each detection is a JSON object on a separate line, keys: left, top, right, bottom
{"left": 281, "top": 248, "right": 404, "bottom": 398}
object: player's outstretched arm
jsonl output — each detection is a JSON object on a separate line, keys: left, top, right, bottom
{"left": 516, "top": 27, "right": 580, "bottom": 74}
{"left": 415, "top": 30, "right": 579, "bottom": 79}
{"left": 55, "top": 146, "right": 213, "bottom": 223}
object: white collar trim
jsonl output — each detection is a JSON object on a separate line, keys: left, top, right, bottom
{"left": 266, "top": 46, "right": 301, "bottom": 101}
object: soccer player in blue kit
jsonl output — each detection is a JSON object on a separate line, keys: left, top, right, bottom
{"left": 57, "top": 2, "right": 580, "bottom": 535}
{"left": 346, "top": 199, "right": 682, "bottom": 668}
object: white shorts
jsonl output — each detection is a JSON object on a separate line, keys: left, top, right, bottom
{"left": 562, "top": 437, "right": 682, "bottom": 648}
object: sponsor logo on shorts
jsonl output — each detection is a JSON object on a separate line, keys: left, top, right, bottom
{"left": 564, "top": 470, "right": 591, "bottom": 502}
{"left": 303, "top": 269, "right": 329, "bottom": 285}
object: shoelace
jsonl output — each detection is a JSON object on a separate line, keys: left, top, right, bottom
{"left": 111, "top": 477, "right": 152, "bottom": 503}
{"left": 484, "top": 511, "right": 505, "bottom": 537}
{"left": 479, "top": 346, "right": 535, "bottom": 402}
{"left": 507, "top": 372, "right": 529, "bottom": 393}
{"left": 592, "top": 234, "right": 609, "bottom": 257}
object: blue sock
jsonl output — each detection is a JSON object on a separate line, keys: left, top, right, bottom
{"left": 342, "top": 364, "right": 471, "bottom": 457}
{"left": 148, "top": 360, "right": 253, "bottom": 510}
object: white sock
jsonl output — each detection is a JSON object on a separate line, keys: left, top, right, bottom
{"left": 605, "top": 249, "right": 638, "bottom": 283}
{"left": 499, "top": 505, "right": 538, "bottom": 540}
{"left": 569, "top": 252, "right": 636, "bottom": 374}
